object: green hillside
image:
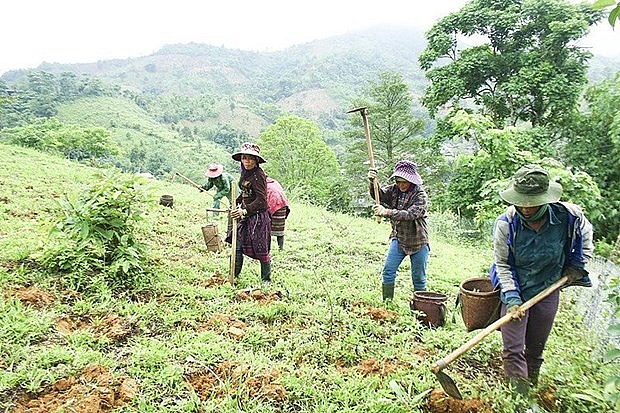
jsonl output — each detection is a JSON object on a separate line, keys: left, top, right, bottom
{"left": 55, "top": 96, "right": 236, "bottom": 182}
{"left": 0, "top": 145, "right": 616, "bottom": 412}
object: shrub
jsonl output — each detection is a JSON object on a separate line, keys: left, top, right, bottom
{"left": 40, "top": 169, "right": 151, "bottom": 292}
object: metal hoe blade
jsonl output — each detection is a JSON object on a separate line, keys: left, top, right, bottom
{"left": 430, "top": 276, "right": 568, "bottom": 399}
{"left": 435, "top": 370, "right": 463, "bottom": 399}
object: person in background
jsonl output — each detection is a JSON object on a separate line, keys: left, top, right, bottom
{"left": 227, "top": 142, "right": 272, "bottom": 282}
{"left": 201, "top": 163, "right": 234, "bottom": 218}
{"left": 367, "top": 160, "right": 430, "bottom": 302}
{"left": 266, "top": 177, "right": 290, "bottom": 251}
{"left": 490, "top": 164, "right": 593, "bottom": 402}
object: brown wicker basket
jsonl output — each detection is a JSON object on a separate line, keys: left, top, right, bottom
{"left": 459, "top": 277, "right": 500, "bottom": 331}
{"left": 159, "top": 194, "right": 174, "bottom": 207}
{"left": 201, "top": 223, "right": 221, "bottom": 252}
{"left": 410, "top": 291, "right": 448, "bottom": 328}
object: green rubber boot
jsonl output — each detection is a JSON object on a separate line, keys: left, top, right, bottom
{"left": 528, "top": 368, "right": 540, "bottom": 387}
{"left": 382, "top": 283, "right": 395, "bottom": 301}
{"left": 508, "top": 376, "right": 530, "bottom": 397}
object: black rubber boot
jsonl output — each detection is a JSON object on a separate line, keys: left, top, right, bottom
{"left": 382, "top": 283, "right": 395, "bottom": 301}
{"left": 277, "top": 236, "right": 284, "bottom": 250}
{"left": 528, "top": 368, "right": 540, "bottom": 387}
{"left": 234, "top": 249, "right": 243, "bottom": 278}
{"left": 260, "top": 261, "right": 271, "bottom": 282}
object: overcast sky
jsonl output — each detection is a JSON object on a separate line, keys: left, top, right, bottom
{"left": 1, "top": 0, "right": 617, "bottom": 76}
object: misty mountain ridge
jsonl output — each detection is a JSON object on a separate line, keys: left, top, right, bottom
{"left": 2, "top": 25, "right": 618, "bottom": 138}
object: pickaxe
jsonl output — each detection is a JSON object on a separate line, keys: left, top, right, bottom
{"left": 347, "top": 106, "right": 381, "bottom": 223}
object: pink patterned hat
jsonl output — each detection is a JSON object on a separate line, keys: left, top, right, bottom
{"left": 389, "top": 160, "right": 423, "bottom": 185}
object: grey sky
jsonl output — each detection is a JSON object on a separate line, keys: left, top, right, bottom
{"left": 1, "top": 0, "right": 617, "bottom": 76}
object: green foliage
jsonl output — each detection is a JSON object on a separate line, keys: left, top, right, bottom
{"left": 572, "top": 276, "right": 620, "bottom": 410}
{"left": 258, "top": 115, "right": 348, "bottom": 210}
{"left": 0, "top": 117, "right": 119, "bottom": 161}
{"left": 592, "top": 0, "right": 620, "bottom": 27}
{"left": 150, "top": 93, "right": 219, "bottom": 123}
{"left": 39, "top": 169, "right": 151, "bottom": 292}
{"left": 419, "top": 0, "right": 604, "bottom": 129}
{"left": 563, "top": 73, "right": 620, "bottom": 249}
{"left": 431, "top": 111, "right": 601, "bottom": 229}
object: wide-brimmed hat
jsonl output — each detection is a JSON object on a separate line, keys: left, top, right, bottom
{"left": 389, "top": 160, "right": 422, "bottom": 185}
{"left": 500, "top": 164, "right": 562, "bottom": 207}
{"left": 232, "top": 142, "right": 266, "bottom": 164}
{"left": 205, "top": 163, "right": 223, "bottom": 178}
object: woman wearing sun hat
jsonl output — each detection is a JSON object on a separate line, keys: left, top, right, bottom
{"left": 490, "top": 164, "right": 593, "bottom": 399}
{"left": 367, "top": 160, "right": 430, "bottom": 302}
{"left": 201, "top": 163, "right": 235, "bottom": 218}
{"left": 226, "top": 142, "right": 272, "bottom": 282}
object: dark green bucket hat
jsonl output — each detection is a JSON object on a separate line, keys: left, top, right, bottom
{"left": 500, "top": 164, "right": 562, "bottom": 207}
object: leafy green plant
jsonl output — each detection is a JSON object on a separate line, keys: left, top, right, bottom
{"left": 39, "top": 169, "right": 151, "bottom": 292}
{"left": 570, "top": 276, "right": 620, "bottom": 411}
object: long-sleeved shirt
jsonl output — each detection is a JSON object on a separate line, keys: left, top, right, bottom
{"left": 237, "top": 167, "right": 268, "bottom": 216}
{"left": 370, "top": 181, "right": 430, "bottom": 255}
{"left": 491, "top": 202, "right": 594, "bottom": 301}
{"left": 203, "top": 172, "right": 234, "bottom": 200}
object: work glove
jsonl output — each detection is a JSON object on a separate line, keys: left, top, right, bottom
{"left": 367, "top": 168, "right": 377, "bottom": 181}
{"left": 504, "top": 291, "right": 524, "bottom": 320}
{"left": 372, "top": 204, "right": 391, "bottom": 217}
{"left": 563, "top": 265, "right": 588, "bottom": 283}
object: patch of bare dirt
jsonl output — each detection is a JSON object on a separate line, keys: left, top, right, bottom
{"left": 537, "top": 386, "right": 557, "bottom": 411}
{"left": 184, "top": 360, "right": 286, "bottom": 404}
{"left": 7, "top": 209, "right": 38, "bottom": 219}
{"left": 8, "top": 286, "right": 54, "bottom": 308}
{"left": 351, "top": 301, "right": 399, "bottom": 322}
{"left": 56, "top": 314, "right": 136, "bottom": 342}
{"left": 200, "top": 271, "right": 228, "bottom": 287}
{"left": 355, "top": 357, "right": 412, "bottom": 378}
{"left": 9, "top": 365, "right": 138, "bottom": 413}
{"left": 202, "top": 313, "right": 248, "bottom": 339}
{"left": 423, "top": 388, "right": 493, "bottom": 413}
{"left": 235, "top": 288, "right": 283, "bottom": 305}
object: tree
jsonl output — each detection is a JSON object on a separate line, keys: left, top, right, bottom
{"left": 563, "top": 73, "right": 620, "bottom": 248}
{"left": 342, "top": 71, "right": 444, "bottom": 212}
{"left": 592, "top": 0, "right": 620, "bottom": 28}
{"left": 346, "top": 72, "right": 425, "bottom": 173}
{"left": 434, "top": 111, "right": 601, "bottom": 228}
{"left": 419, "top": 0, "right": 603, "bottom": 130}
{"left": 258, "top": 115, "right": 346, "bottom": 210}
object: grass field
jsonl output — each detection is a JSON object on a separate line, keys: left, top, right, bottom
{"left": 0, "top": 143, "right": 616, "bottom": 412}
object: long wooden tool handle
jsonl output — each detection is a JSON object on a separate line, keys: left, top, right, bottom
{"left": 205, "top": 207, "right": 229, "bottom": 213}
{"left": 431, "top": 276, "right": 568, "bottom": 373}
{"left": 229, "top": 185, "right": 238, "bottom": 285}
{"left": 175, "top": 171, "right": 204, "bottom": 191}
{"left": 361, "top": 110, "right": 382, "bottom": 223}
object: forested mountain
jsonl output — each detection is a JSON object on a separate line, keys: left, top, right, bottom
{"left": 2, "top": 23, "right": 620, "bottom": 251}
{"left": 2, "top": 24, "right": 619, "bottom": 138}
{"left": 1, "top": 26, "right": 432, "bottom": 135}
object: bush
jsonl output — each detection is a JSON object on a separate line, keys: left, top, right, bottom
{"left": 39, "top": 169, "right": 151, "bottom": 292}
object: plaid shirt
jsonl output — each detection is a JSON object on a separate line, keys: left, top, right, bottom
{"left": 370, "top": 182, "right": 429, "bottom": 255}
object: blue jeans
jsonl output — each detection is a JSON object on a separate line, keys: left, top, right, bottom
{"left": 382, "top": 239, "right": 429, "bottom": 291}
